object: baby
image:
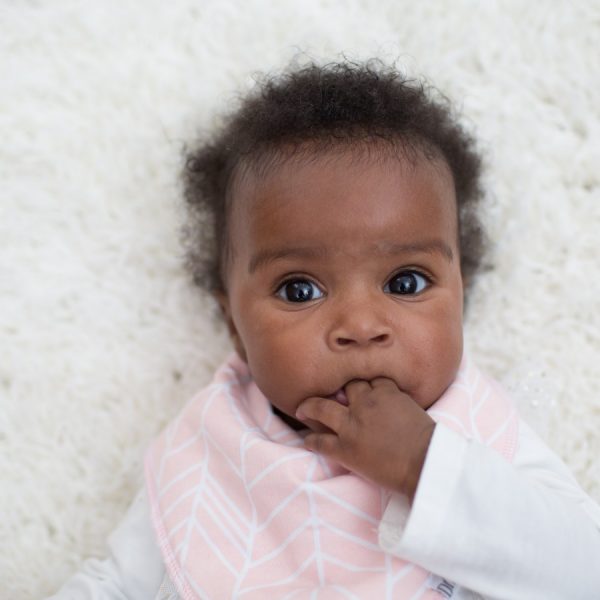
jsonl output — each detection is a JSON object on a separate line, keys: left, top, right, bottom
{"left": 50, "top": 60, "right": 600, "bottom": 599}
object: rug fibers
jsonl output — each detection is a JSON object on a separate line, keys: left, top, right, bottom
{"left": 1, "top": 1, "right": 599, "bottom": 597}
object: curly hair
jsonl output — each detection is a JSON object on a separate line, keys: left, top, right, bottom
{"left": 182, "top": 59, "right": 486, "bottom": 297}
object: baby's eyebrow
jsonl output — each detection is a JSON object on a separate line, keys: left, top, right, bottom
{"left": 248, "top": 240, "right": 453, "bottom": 273}
{"left": 377, "top": 240, "right": 454, "bottom": 261}
{"left": 248, "top": 246, "right": 328, "bottom": 273}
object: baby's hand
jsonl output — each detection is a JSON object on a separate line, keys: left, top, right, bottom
{"left": 296, "top": 379, "right": 435, "bottom": 503}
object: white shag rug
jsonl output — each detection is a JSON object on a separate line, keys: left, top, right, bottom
{"left": 2, "top": 2, "right": 599, "bottom": 597}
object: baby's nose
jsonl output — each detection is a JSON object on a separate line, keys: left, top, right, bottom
{"left": 334, "top": 330, "right": 391, "bottom": 347}
{"left": 327, "top": 302, "right": 393, "bottom": 350}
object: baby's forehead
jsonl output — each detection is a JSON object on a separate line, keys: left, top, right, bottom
{"left": 230, "top": 140, "right": 455, "bottom": 213}
{"left": 227, "top": 144, "right": 459, "bottom": 255}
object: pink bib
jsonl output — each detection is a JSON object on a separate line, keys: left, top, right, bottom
{"left": 145, "top": 354, "right": 518, "bottom": 599}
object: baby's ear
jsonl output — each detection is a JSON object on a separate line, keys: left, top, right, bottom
{"left": 214, "top": 292, "right": 247, "bottom": 362}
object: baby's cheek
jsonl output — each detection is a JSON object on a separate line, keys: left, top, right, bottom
{"left": 246, "top": 343, "right": 303, "bottom": 412}
{"left": 411, "top": 330, "right": 462, "bottom": 409}
{"left": 426, "top": 352, "right": 462, "bottom": 407}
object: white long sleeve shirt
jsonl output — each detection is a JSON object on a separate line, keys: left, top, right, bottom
{"left": 48, "top": 419, "right": 600, "bottom": 600}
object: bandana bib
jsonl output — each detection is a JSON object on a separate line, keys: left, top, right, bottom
{"left": 145, "top": 354, "right": 518, "bottom": 599}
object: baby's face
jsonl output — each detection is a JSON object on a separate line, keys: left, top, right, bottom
{"left": 219, "top": 148, "right": 464, "bottom": 430}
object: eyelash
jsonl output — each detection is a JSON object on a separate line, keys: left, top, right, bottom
{"left": 275, "top": 269, "right": 432, "bottom": 303}
{"left": 275, "top": 277, "right": 324, "bottom": 303}
{"left": 384, "top": 269, "right": 431, "bottom": 295}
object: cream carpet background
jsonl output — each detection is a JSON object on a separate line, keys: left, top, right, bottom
{"left": 1, "top": 1, "right": 598, "bottom": 597}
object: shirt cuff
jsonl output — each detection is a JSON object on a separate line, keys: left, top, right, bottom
{"left": 378, "top": 423, "right": 468, "bottom": 557}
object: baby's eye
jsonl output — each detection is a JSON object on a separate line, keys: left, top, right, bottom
{"left": 384, "top": 271, "right": 430, "bottom": 295}
{"left": 276, "top": 279, "right": 324, "bottom": 303}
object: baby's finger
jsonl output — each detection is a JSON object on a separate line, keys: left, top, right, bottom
{"left": 303, "top": 432, "right": 341, "bottom": 458}
{"left": 296, "top": 397, "right": 348, "bottom": 432}
{"left": 344, "top": 379, "right": 372, "bottom": 404}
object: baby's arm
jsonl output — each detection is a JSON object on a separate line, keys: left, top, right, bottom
{"left": 46, "top": 490, "right": 165, "bottom": 600}
{"left": 380, "top": 419, "right": 600, "bottom": 598}
{"left": 297, "top": 383, "right": 600, "bottom": 599}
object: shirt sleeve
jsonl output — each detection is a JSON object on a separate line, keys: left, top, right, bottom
{"left": 378, "top": 419, "right": 600, "bottom": 600}
{"left": 46, "top": 489, "right": 165, "bottom": 600}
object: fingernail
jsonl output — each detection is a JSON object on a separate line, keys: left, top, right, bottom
{"left": 295, "top": 408, "right": 306, "bottom": 420}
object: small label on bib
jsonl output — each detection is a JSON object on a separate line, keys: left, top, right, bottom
{"left": 427, "top": 574, "right": 456, "bottom": 598}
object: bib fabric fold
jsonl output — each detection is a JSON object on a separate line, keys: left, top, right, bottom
{"left": 145, "top": 354, "right": 518, "bottom": 599}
